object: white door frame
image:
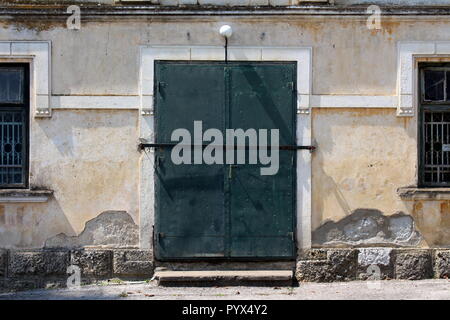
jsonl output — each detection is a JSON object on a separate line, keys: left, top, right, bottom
{"left": 138, "top": 45, "right": 313, "bottom": 255}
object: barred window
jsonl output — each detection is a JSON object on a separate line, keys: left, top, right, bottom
{"left": 0, "top": 64, "right": 28, "bottom": 188}
{"left": 420, "top": 64, "right": 450, "bottom": 186}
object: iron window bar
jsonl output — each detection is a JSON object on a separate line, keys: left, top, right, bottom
{"left": 139, "top": 142, "right": 316, "bottom": 151}
{"left": 0, "top": 65, "right": 28, "bottom": 188}
{"left": 419, "top": 64, "right": 450, "bottom": 186}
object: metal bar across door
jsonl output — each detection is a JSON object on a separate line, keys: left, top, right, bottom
{"left": 139, "top": 142, "right": 315, "bottom": 151}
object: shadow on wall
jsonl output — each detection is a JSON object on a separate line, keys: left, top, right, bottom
{"left": 312, "top": 209, "right": 422, "bottom": 247}
{"left": 24, "top": 110, "right": 140, "bottom": 249}
{"left": 35, "top": 109, "right": 138, "bottom": 158}
{"left": 311, "top": 108, "right": 416, "bottom": 227}
{"left": 44, "top": 210, "right": 139, "bottom": 249}
{"left": 310, "top": 108, "right": 420, "bottom": 246}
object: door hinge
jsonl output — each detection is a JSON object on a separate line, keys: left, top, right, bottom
{"left": 155, "top": 154, "right": 164, "bottom": 167}
{"left": 157, "top": 81, "right": 166, "bottom": 94}
{"left": 288, "top": 81, "right": 295, "bottom": 92}
{"left": 288, "top": 232, "right": 294, "bottom": 241}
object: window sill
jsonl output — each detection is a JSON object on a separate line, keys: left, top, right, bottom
{"left": 0, "top": 189, "right": 53, "bottom": 203}
{"left": 398, "top": 187, "right": 450, "bottom": 201}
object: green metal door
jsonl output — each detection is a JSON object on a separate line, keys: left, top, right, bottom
{"left": 154, "top": 61, "right": 296, "bottom": 260}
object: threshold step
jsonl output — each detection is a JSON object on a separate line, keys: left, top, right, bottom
{"left": 155, "top": 270, "right": 294, "bottom": 287}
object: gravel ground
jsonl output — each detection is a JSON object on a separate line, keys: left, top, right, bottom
{"left": 0, "top": 279, "right": 450, "bottom": 300}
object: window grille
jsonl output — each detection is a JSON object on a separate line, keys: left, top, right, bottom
{"left": 420, "top": 64, "right": 450, "bottom": 186}
{"left": 0, "top": 65, "right": 28, "bottom": 188}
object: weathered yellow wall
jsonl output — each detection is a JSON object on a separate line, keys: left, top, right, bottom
{"left": 1, "top": 16, "right": 450, "bottom": 248}
{"left": 311, "top": 108, "right": 450, "bottom": 247}
{"left": 0, "top": 110, "right": 140, "bottom": 248}
{"left": 410, "top": 201, "right": 450, "bottom": 247}
{"left": 312, "top": 108, "right": 416, "bottom": 226}
{"left": 2, "top": 17, "right": 450, "bottom": 96}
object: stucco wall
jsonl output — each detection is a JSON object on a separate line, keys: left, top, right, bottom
{"left": 0, "top": 110, "right": 140, "bottom": 248}
{"left": 0, "top": 15, "right": 450, "bottom": 249}
{"left": 0, "top": 17, "right": 446, "bottom": 96}
{"left": 311, "top": 108, "right": 423, "bottom": 247}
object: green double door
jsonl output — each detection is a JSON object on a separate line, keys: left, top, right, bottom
{"left": 154, "top": 62, "right": 296, "bottom": 260}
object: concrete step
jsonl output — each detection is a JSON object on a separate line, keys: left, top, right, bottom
{"left": 155, "top": 261, "right": 296, "bottom": 271}
{"left": 154, "top": 270, "right": 294, "bottom": 286}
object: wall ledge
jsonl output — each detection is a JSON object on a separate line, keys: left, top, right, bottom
{"left": 398, "top": 187, "right": 450, "bottom": 200}
{"left": 4, "top": 5, "right": 450, "bottom": 17}
{"left": 0, "top": 189, "right": 53, "bottom": 203}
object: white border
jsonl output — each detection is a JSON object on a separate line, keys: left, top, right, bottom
{"left": 0, "top": 196, "right": 49, "bottom": 203}
{"left": 138, "top": 45, "right": 313, "bottom": 252}
{"left": 48, "top": 94, "right": 397, "bottom": 110}
{"left": 397, "top": 41, "right": 450, "bottom": 117}
{"left": 0, "top": 41, "right": 51, "bottom": 117}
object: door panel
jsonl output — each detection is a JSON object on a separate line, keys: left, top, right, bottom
{"left": 228, "top": 64, "right": 295, "bottom": 258}
{"left": 155, "top": 63, "right": 226, "bottom": 259}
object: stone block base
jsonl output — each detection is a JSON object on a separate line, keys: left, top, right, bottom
{"left": 296, "top": 248, "right": 449, "bottom": 282}
{"left": 0, "top": 249, "right": 154, "bottom": 292}
{"left": 2, "top": 247, "right": 449, "bottom": 290}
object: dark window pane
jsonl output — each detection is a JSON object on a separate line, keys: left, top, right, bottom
{"left": 0, "top": 68, "right": 24, "bottom": 104}
{"left": 424, "top": 70, "right": 445, "bottom": 101}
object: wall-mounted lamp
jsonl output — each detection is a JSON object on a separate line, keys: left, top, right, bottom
{"left": 219, "top": 25, "right": 232, "bottom": 62}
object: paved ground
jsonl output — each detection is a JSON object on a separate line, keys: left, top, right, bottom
{"left": 0, "top": 279, "right": 450, "bottom": 300}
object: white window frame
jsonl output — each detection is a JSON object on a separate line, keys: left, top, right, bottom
{"left": 397, "top": 41, "right": 450, "bottom": 117}
{"left": 0, "top": 41, "right": 51, "bottom": 118}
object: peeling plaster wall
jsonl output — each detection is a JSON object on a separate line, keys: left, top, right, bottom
{"left": 311, "top": 107, "right": 450, "bottom": 248}
{"left": 311, "top": 108, "right": 423, "bottom": 247}
{"left": 1, "top": 16, "right": 450, "bottom": 248}
{"left": 0, "top": 110, "right": 139, "bottom": 248}
{"left": 44, "top": 211, "right": 139, "bottom": 248}
{"left": 311, "top": 108, "right": 416, "bottom": 224}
